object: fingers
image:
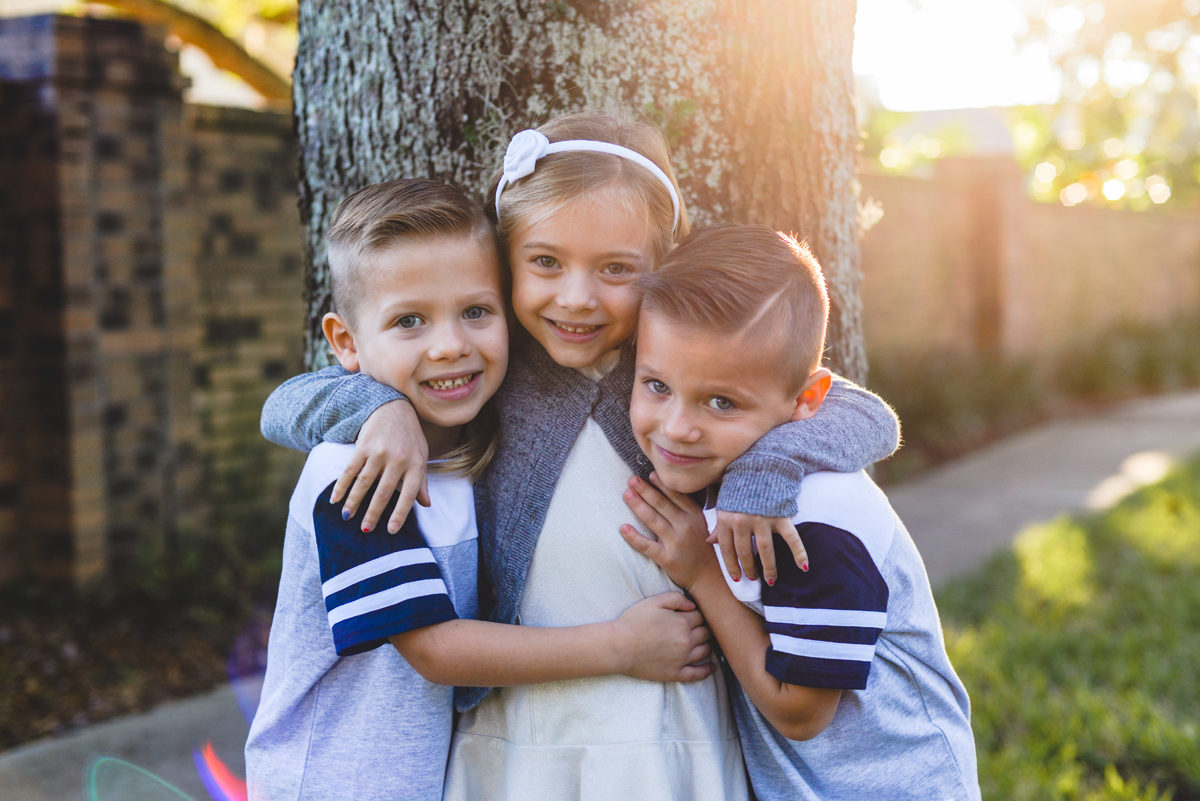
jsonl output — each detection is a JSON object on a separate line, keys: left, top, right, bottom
{"left": 416, "top": 477, "right": 431, "bottom": 508}
{"left": 342, "top": 457, "right": 384, "bottom": 523}
{"left": 331, "top": 450, "right": 368, "bottom": 506}
{"left": 619, "top": 523, "right": 664, "bottom": 562}
{"left": 655, "top": 591, "right": 697, "bottom": 613}
{"left": 777, "top": 519, "right": 809, "bottom": 573}
{"left": 713, "top": 521, "right": 741, "bottom": 582}
{"left": 361, "top": 463, "right": 404, "bottom": 533}
{"left": 677, "top": 662, "right": 715, "bottom": 682}
{"left": 688, "top": 642, "right": 712, "bottom": 663}
{"left": 622, "top": 487, "right": 669, "bottom": 537}
{"left": 734, "top": 523, "right": 758, "bottom": 582}
{"left": 756, "top": 520, "right": 778, "bottom": 586}
{"left": 647, "top": 472, "right": 701, "bottom": 513}
{"left": 387, "top": 463, "right": 427, "bottom": 534}
{"left": 676, "top": 609, "right": 706, "bottom": 630}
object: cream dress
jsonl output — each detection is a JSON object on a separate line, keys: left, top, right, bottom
{"left": 442, "top": 419, "right": 748, "bottom": 801}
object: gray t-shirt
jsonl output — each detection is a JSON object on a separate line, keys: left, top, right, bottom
{"left": 245, "top": 444, "right": 479, "bottom": 801}
{"left": 706, "top": 471, "right": 981, "bottom": 801}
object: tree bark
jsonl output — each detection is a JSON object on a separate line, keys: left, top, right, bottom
{"left": 294, "top": 0, "right": 866, "bottom": 383}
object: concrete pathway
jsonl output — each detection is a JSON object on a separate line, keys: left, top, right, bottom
{"left": 3, "top": 388, "right": 1200, "bottom": 800}
{"left": 889, "top": 388, "right": 1200, "bottom": 587}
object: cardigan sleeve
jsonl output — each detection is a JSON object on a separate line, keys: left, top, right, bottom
{"left": 260, "top": 366, "right": 409, "bottom": 451}
{"left": 716, "top": 376, "right": 899, "bottom": 517}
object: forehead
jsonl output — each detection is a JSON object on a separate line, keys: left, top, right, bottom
{"left": 364, "top": 234, "right": 500, "bottom": 296}
{"left": 511, "top": 185, "right": 652, "bottom": 250}
{"left": 635, "top": 312, "right": 788, "bottom": 394}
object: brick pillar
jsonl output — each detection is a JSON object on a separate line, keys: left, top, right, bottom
{"left": 0, "top": 15, "right": 204, "bottom": 584}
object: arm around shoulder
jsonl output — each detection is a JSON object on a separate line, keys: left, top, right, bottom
{"left": 718, "top": 374, "right": 898, "bottom": 517}
{"left": 260, "top": 365, "right": 409, "bottom": 451}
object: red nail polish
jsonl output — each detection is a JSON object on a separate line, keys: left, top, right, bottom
{"left": 767, "top": 578, "right": 775, "bottom": 586}
{"left": 362, "top": 525, "right": 371, "bottom": 533}
{"left": 801, "top": 563, "right": 809, "bottom": 572}
{"left": 732, "top": 575, "right": 740, "bottom": 582}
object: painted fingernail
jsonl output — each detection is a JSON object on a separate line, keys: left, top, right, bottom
{"left": 362, "top": 524, "right": 372, "bottom": 533}
{"left": 801, "top": 562, "right": 809, "bottom": 572}
{"left": 767, "top": 578, "right": 775, "bottom": 586}
{"left": 732, "top": 575, "right": 740, "bottom": 582}
{"left": 342, "top": 509, "right": 351, "bottom": 520}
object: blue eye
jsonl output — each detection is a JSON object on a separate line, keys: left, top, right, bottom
{"left": 397, "top": 315, "right": 422, "bottom": 329}
{"left": 707, "top": 397, "right": 734, "bottom": 411}
{"left": 646, "top": 379, "right": 669, "bottom": 395}
{"left": 464, "top": 306, "right": 487, "bottom": 320}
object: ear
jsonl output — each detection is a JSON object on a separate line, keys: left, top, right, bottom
{"left": 322, "top": 312, "right": 361, "bottom": 372}
{"left": 789, "top": 368, "right": 833, "bottom": 422}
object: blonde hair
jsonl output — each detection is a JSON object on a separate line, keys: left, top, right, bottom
{"left": 326, "top": 179, "right": 501, "bottom": 479}
{"left": 487, "top": 111, "right": 690, "bottom": 265}
{"left": 638, "top": 224, "right": 829, "bottom": 391}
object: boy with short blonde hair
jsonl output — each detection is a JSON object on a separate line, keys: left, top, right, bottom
{"left": 621, "top": 223, "right": 981, "bottom": 800}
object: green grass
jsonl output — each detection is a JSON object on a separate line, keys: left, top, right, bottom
{"left": 936, "top": 453, "right": 1200, "bottom": 800}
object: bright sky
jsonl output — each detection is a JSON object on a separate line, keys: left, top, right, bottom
{"left": 854, "top": 0, "right": 1063, "bottom": 110}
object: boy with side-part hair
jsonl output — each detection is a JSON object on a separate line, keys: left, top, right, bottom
{"left": 621, "top": 223, "right": 981, "bottom": 800}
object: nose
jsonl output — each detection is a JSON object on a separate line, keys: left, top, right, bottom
{"left": 427, "top": 320, "right": 472, "bottom": 361}
{"left": 555, "top": 270, "right": 598, "bottom": 314}
{"left": 662, "top": 403, "right": 701, "bottom": 443}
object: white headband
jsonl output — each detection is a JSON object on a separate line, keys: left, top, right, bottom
{"left": 494, "top": 129, "right": 681, "bottom": 230}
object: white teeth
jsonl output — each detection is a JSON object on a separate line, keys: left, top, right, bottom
{"left": 424, "top": 374, "right": 476, "bottom": 391}
{"left": 554, "top": 322, "right": 601, "bottom": 334}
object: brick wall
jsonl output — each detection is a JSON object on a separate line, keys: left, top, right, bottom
{"left": 0, "top": 16, "right": 303, "bottom": 585}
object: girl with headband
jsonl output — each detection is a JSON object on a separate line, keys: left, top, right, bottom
{"left": 260, "top": 110, "right": 900, "bottom": 799}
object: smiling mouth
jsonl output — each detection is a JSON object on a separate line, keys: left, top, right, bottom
{"left": 653, "top": 442, "right": 708, "bottom": 466}
{"left": 422, "top": 373, "right": 479, "bottom": 391}
{"left": 549, "top": 320, "right": 603, "bottom": 335}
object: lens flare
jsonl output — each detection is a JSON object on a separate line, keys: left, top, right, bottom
{"left": 194, "top": 742, "right": 248, "bottom": 801}
{"left": 85, "top": 756, "right": 196, "bottom": 801}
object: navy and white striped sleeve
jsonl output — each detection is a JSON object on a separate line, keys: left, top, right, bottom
{"left": 761, "top": 524, "right": 889, "bottom": 690}
{"left": 313, "top": 481, "right": 458, "bottom": 656}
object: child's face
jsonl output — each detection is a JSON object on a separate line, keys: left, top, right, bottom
{"left": 335, "top": 235, "right": 508, "bottom": 433}
{"left": 630, "top": 311, "right": 818, "bottom": 494}
{"left": 508, "top": 186, "right": 655, "bottom": 369}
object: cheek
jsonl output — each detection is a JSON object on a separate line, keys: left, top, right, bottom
{"left": 601, "top": 286, "right": 642, "bottom": 331}
{"left": 509, "top": 269, "right": 546, "bottom": 322}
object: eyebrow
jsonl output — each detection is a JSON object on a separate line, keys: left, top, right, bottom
{"left": 521, "top": 241, "right": 645, "bottom": 260}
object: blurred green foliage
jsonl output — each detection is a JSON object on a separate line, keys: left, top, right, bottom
{"left": 937, "top": 451, "right": 1200, "bottom": 800}
{"left": 1020, "top": 0, "right": 1200, "bottom": 209}
{"left": 871, "top": 312, "right": 1200, "bottom": 484}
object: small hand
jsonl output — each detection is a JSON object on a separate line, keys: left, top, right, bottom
{"left": 707, "top": 512, "right": 807, "bottom": 585}
{"left": 330, "top": 400, "right": 431, "bottom": 533}
{"left": 613, "top": 592, "right": 713, "bottom": 683}
{"left": 620, "top": 472, "right": 715, "bottom": 592}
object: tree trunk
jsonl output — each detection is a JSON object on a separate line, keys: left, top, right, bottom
{"left": 294, "top": 0, "right": 866, "bottom": 383}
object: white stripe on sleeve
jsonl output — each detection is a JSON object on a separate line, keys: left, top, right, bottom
{"left": 769, "top": 633, "right": 878, "bottom": 663}
{"left": 764, "top": 607, "right": 887, "bottom": 630}
{"left": 326, "top": 578, "right": 448, "bottom": 627}
{"left": 321, "top": 548, "right": 437, "bottom": 598}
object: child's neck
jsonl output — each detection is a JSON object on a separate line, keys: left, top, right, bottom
{"left": 421, "top": 420, "right": 464, "bottom": 461}
{"left": 575, "top": 348, "right": 622, "bottom": 382}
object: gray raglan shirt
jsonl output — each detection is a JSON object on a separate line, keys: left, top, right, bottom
{"left": 261, "top": 337, "right": 900, "bottom": 709}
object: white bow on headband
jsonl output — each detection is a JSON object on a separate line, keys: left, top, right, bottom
{"left": 494, "top": 129, "right": 681, "bottom": 230}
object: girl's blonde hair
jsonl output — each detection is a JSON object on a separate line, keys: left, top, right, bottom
{"left": 487, "top": 111, "right": 690, "bottom": 264}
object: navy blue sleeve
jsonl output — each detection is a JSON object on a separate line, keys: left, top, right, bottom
{"left": 313, "top": 480, "right": 457, "bottom": 656}
{"left": 760, "top": 523, "right": 889, "bottom": 690}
